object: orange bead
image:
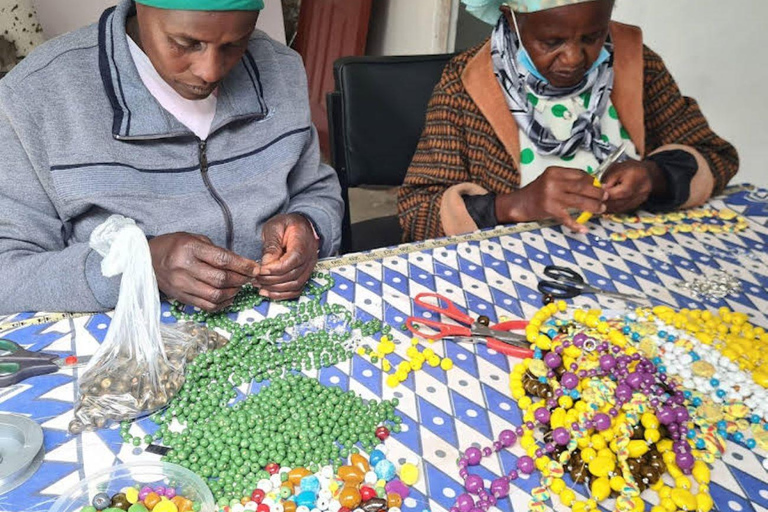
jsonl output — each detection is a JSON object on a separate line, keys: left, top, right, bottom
{"left": 283, "top": 501, "right": 297, "bottom": 512}
{"left": 339, "top": 486, "right": 362, "bottom": 509}
{"left": 171, "top": 496, "right": 194, "bottom": 512}
{"left": 338, "top": 466, "right": 364, "bottom": 485}
{"left": 350, "top": 453, "right": 371, "bottom": 473}
{"left": 387, "top": 493, "right": 403, "bottom": 509}
{"left": 144, "top": 492, "right": 161, "bottom": 510}
{"left": 288, "top": 468, "right": 312, "bottom": 486}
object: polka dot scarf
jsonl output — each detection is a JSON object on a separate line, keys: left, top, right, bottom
{"left": 490, "top": 16, "right": 621, "bottom": 163}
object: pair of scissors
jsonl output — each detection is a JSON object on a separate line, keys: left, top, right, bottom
{"left": 406, "top": 293, "right": 534, "bottom": 358}
{"left": 0, "top": 339, "right": 91, "bottom": 388}
{"left": 576, "top": 144, "right": 627, "bottom": 225}
{"left": 538, "top": 265, "right": 651, "bottom": 306}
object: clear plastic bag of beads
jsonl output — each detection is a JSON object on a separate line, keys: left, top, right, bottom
{"left": 67, "top": 215, "right": 228, "bottom": 434}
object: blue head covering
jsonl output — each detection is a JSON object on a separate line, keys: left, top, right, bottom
{"left": 462, "top": 0, "right": 600, "bottom": 24}
{"left": 136, "top": 0, "right": 264, "bottom": 10}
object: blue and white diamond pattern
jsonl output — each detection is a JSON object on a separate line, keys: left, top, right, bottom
{"left": 2, "top": 188, "right": 768, "bottom": 512}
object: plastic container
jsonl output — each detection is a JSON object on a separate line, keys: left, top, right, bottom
{"left": 50, "top": 461, "right": 215, "bottom": 512}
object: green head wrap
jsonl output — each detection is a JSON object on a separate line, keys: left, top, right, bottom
{"left": 461, "top": 0, "right": 600, "bottom": 24}
{"left": 135, "top": 0, "right": 264, "bottom": 10}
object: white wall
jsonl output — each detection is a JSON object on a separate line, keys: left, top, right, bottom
{"left": 613, "top": 0, "right": 766, "bottom": 187}
{"left": 367, "top": 0, "right": 455, "bottom": 56}
{"left": 33, "top": 0, "right": 286, "bottom": 43}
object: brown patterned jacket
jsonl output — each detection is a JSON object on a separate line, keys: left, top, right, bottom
{"left": 397, "top": 22, "right": 739, "bottom": 242}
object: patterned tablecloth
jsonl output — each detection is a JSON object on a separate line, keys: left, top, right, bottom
{"left": 3, "top": 186, "right": 768, "bottom": 512}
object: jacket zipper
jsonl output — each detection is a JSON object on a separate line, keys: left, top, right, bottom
{"left": 198, "top": 139, "right": 234, "bottom": 251}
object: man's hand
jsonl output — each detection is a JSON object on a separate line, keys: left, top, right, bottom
{"left": 149, "top": 233, "right": 259, "bottom": 312}
{"left": 495, "top": 166, "right": 608, "bottom": 233}
{"left": 256, "top": 213, "right": 319, "bottom": 301}
{"left": 602, "top": 159, "right": 667, "bottom": 213}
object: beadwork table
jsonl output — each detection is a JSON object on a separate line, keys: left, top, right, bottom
{"left": 2, "top": 185, "right": 768, "bottom": 512}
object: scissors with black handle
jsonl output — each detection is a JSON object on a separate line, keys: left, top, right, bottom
{"left": 537, "top": 265, "right": 651, "bottom": 306}
{"left": 0, "top": 339, "right": 90, "bottom": 388}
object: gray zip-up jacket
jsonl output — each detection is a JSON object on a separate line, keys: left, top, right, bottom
{"left": 0, "top": 0, "right": 343, "bottom": 314}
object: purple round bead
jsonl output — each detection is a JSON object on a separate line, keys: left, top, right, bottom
{"left": 676, "top": 451, "right": 695, "bottom": 470}
{"left": 465, "top": 474, "right": 484, "bottom": 494}
{"left": 593, "top": 412, "right": 611, "bottom": 431}
{"left": 552, "top": 427, "right": 571, "bottom": 446}
{"left": 561, "top": 372, "right": 579, "bottom": 389}
{"left": 490, "top": 477, "right": 510, "bottom": 498}
{"left": 544, "top": 352, "right": 562, "bottom": 369}
{"left": 534, "top": 407, "right": 551, "bottom": 424}
{"left": 499, "top": 429, "right": 517, "bottom": 447}
{"left": 456, "top": 493, "right": 475, "bottom": 512}
{"left": 465, "top": 447, "right": 482, "bottom": 466}
{"left": 518, "top": 456, "right": 535, "bottom": 474}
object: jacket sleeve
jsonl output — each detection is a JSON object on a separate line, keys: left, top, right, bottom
{"left": 285, "top": 124, "right": 343, "bottom": 258}
{"left": 643, "top": 45, "right": 739, "bottom": 206}
{"left": 397, "top": 61, "right": 475, "bottom": 243}
{"left": 0, "top": 84, "right": 120, "bottom": 314}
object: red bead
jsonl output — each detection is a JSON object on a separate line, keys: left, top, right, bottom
{"left": 339, "top": 508, "right": 351, "bottom": 512}
{"left": 64, "top": 355, "right": 78, "bottom": 365}
{"left": 375, "top": 426, "right": 390, "bottom": 441}
{"left": 266, "top": 462, "right": 280, "bottom": 475}
{"left": 251, "top": 489, "right": 265, "bottom": 504}
{"left": 360, "top": 486, "right": 377, "bottom": 501}
{"left": 256, "top": 504, "right": 270, "bottom": 512}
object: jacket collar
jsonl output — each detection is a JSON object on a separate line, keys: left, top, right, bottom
{"left": 99, "top": 0, "right": 268, "bottom": 140}
{"left": 460, "top": 22, "right": 646, "bottom": 163}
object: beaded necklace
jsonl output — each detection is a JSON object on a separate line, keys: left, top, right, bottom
{"left": 605, "top": 207, "right": 747, "bottom": 242}
{"left": 121, "top": 273, "right": 399, "bottom": 502}
{"left": 455, "top": 302, "right": 714, "bottom": 512}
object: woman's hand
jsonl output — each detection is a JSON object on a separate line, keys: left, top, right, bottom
{"left": 602, "top": 160, "right": 667, "bottom": 213}
{"left": 495, "top": 166, "right": 608, "bottom": 233}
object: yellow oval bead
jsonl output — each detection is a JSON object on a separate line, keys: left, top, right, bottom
{"left": 675, "top": 476, "right": 692, "bottom": 490}
{"left": 692, "top": 461, "right": 711, "bottom": 485}
{"left": 591, "top": 477, "right": 611, "bottom": 501}
{"left": 641, "top": 412, "right": 660, "bottom": 429}
{"left": 651, "top": 507, "right": 666, "bottom": 512}
{"left": 610, "top": 475, "right": 626, "bottom": 492}
{"left": 588, "top": 457, "right": 615, "bottom": 478}
{"left": 581, "top": 447, "right": 597, "bottom": 463}
{"left": 658, "top": 486, "right": 672, "bottom": 499}
{"left": 671, "top": 488, "right": 697, "bottom": 511}
{"left": 550, "top": 477, "right": 566, "bottom": 494}
{"left": 559, "top": 489, "right": 576, "bottom": 507}
{"left": 696, "top": 492, "right": 714, "bottom": 512}
{"left": 661, "top": 497, "right": 677, "bottom": 512}
{"left": 644, "top": 428, "right": 661, "bottom": 444}
{"left": 627, "top": 440, "right": 649, "bottom": 458}
{"left": 591, "top": 434, "right": 607, "bottom": 450}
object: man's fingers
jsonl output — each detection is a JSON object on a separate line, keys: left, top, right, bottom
{"left": 192, "top": 242, "right": 259, "bottom": 277}
{"left": 258, "top": 268, "right": 313, "bottom": 293}
{"left": 190, "top": 261, "right": 253, "bottom": 289}
{"left": 172, "top": 290, "right": 235, "bottom": 313}
{"left": 260, "top": 249, "right": 304, "bottom": 277}
{"left": 259, "top": 289, "right": 304, "bottom": 301}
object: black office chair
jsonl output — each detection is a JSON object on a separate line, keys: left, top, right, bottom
{"left": 327, "top": 53, "right": 454, "bottom": 254}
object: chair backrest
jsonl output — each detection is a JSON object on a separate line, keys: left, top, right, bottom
{"left": 327, "top": 54, "right": 454, "bottom": 189}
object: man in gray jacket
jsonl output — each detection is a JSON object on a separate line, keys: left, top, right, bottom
{"left": 0, "top": 0, "right": 343, "bottom": 314}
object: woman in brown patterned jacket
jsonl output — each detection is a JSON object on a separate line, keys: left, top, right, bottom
{"left": 398, "top": 0, "right": 738, "bottom": 242}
